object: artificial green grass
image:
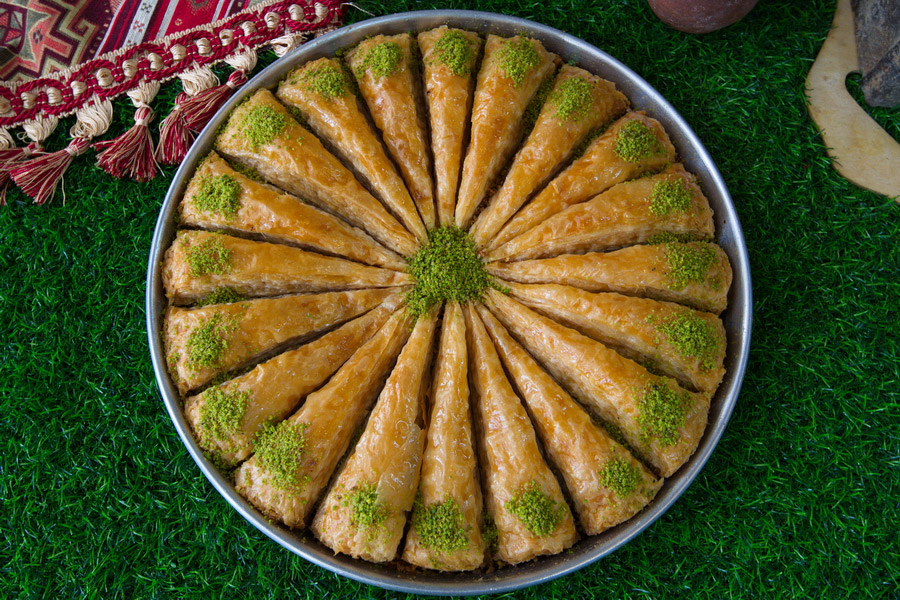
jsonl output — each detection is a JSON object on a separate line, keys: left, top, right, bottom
{"left": 1, "top": 1, "right": 898, "bottom": 598}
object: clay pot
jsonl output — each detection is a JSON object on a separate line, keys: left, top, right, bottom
{"left": 647, "top": 0, "right": 759, "bottom": 34}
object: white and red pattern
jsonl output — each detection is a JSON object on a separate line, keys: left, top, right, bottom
{"left": 0, "top": 0, "right": 344, "bottom": 204}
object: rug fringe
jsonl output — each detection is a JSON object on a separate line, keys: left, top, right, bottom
{"left": 1, "top": 118, "right": 59, "bottom": 205}
{"left": 10, "top": 103, "right": 112, "bottom": 205}
{"left": 157, "top": 67, "right": 220, "bottom": 164}
{"left": 10, "top": 138, "right": 91, "bottom": 206}
{"left": 0, "top": 0, "right": 346, "bottom": 204}
{"left": 96, "top": 83, "right": 160, "bottom": 181}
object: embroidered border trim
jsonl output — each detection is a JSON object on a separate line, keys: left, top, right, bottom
{"left": 0, "top": 0, "right": 345, "bottom": 128}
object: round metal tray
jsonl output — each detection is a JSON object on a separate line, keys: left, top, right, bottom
{"left": 147, "top": 10, "right": 753, "bottom": 596}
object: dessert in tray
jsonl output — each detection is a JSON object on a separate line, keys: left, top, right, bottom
{"left": 159, "top": 26, "right": 733, "bottom": 571}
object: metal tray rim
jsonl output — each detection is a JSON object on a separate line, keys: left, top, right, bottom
{"left": 146, "top": 10, "right": 753, "bottom": 596}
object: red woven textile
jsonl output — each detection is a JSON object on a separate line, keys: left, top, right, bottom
{"left": 1, "top": 0, "right": 260, "bottom": 82}
{"left": 0, "top": 0, "right": 344, "bottom": 202}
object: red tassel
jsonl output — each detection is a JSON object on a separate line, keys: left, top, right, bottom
{"left": 0, "top": 143, "right": 40, "bottom": 206}
{"left": 9, "top": 137, "right": 91, "bottom": 206}
{"left": 156, "top": 93, "right": 194, "bottom": 164}
{"left": 95, "top": 106, "right": 157, "bottom": 181}
{"left": 154, "top": 67, "right": 250, "bottom": 165}
{"left": 181, "top": 70, "right": 248, "bottom": 132}
{"left": 0, "top": 146, "right": 32, "bottom": 165}
{"left": 0, "top": 171, "right": 11, "bottom": 206}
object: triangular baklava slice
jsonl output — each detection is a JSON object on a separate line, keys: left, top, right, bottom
{"left": 161, "top": 230, "right": 410, "bottom": 305}
{"left": 503, "top": 282, "right": 726, "bottom": 393}
{"left": 165, "top": 288, "right": 395, "bottom": 395}
{"left": 487, "top": 242, "right": 732, "bottom": 314}
{"left": 312, "top": 311, "right": 438, "bottom": 562}
{"left": 418, "top": 27, "right": 483, "bottom": 226}
{"left": 487, "top": 164, "right": 714, "bottom": 262}
{"left": 346, "top": 34, "right": 436, "bottom": 230}
{"left": 403, "top": 302, "right": 487, "bottom": 571}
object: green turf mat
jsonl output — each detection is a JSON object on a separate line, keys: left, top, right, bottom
{"left": 2, "top": 1, "right": 898, "bottom": 598}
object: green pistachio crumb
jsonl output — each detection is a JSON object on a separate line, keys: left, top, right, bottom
{"left": 504, "top": 481, "right": 566, "bottom": 537}
{"left": 433, "top": 30, "right": 476, "bottom": 76}
{"left": 482, "top": 514, "right": 499, "bottom": 553}
{"left": 411, "top": 494, "right": 469, "bottom": 553}
{"left": 301, "top": 64, "right": 348, "bottom": 99}
{"left": 345, "top": 482, "right": 389, "bottom": 529}
{"left": 203, "top": 448, "right": 235, "bottom": 472}
{"left": 405, "top": 226, "right": 502, "bottom": 318}
{"left": 355, "top": 41, "right": 404, "bottom": 79}
{"left": 497, "top": 37, "right": 540, "bottom": 86}
{"left": 185, "top": 235, "right": 232, "bottom": 278}
{"left": 199, "top": 387, "right": 251, "bottom": 442}
{"left": 549, "top": 76, "right": 594, "bottom": 120}
{"left": 241, "top": 104, "right": 287, "bottom": 150}
{"left": 663, "top": 242, "right": 718, "bottom": 290}
{"left": 232, "top": 163, "right": 263, "bottom": 182}
{"left": 598, "top": 457, "right": 642, "bottom": 497}
{"left": 193, "top": 174, "right": 241, "bottom": 218}
{"left": 636, "top": 382, "right": 692, "bottom": 446}
{"left": 650, "top": 178, "right": 692, "bottom": 217}
{"left": 195, "top": 287, "right": 244, "bottom": 307}
{"left": 647, "top": 231, "right": 705, "bottom": 245}
{"left": 615, "top": 120, "right": 663, "bottom": 162}
{"left": 601, "top": 420, "right": 628, "bottom": 446}
{"left": 654, "top": 311, "right": 721, "bottom": 370}
{"left": 254, "top": 421, "right": 308, "bottom": 490}
{"left": 523, "top": 75, "right": 556, "bottom": 133}
{"left": 286, "top": 105, "right": 310, "bottom": 129}
{"left": 185, "top": 313, "right": 237, "bottom": 369}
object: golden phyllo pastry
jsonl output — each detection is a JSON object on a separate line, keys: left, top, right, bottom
{"left": 180, "top": 151, "right": 406, "bottom": 271}
{"left": 312, "top": 310, "right": 437, "bottom": 562}
{"left": 491, "top": 111, "right": 675, "bottom": 249}
{"left": 235, "top": 310, "right": 411, "bottom": 528}
{"left": 464, "top": 304, "right": 578, "bottom": 564}
{"left": 503, "top": 282, "right": 726, "bottom": 393}
{"left": 214, "top": 89, "right": 418, "bottom": 256}
{"left": 487, "top": 242, "right": 732, "bottom": 314}
{"left": 418, "top": 28, "right": 483, "bottom": 226}
{"left": 164, "top": 288, "right": 394, "bottom": 395}
{"left": 455, "top": 34, "right": 558, "bottom": 228}
{"left": 484, "top": 289, "right": 710, "bottom": 477}
{"left": 184, "top": 296, "right": 400, "bottom": 466}
{"left": 487, "top": 164, "right": 714, "bottom": 262}
{"left": 346, "top": 34, "right": 436, "bottom": 230}
{"left": 277, "top": 57, "right": 427, "bottom": 242}
{"left": 162, "top": 230, "right": 410, "bottom": 305}
{"left": 403, "top": 302, "right": 487, "bottom": 571}
{"left": 470, "top": 65, "right": 629, "bottom": 247}
{"left": 476, "top": 305, "right": 662, "bottom": 534}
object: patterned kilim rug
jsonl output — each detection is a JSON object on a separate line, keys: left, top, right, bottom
{"left": 0, "top": 0, "right": 344, "bottom": 204}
